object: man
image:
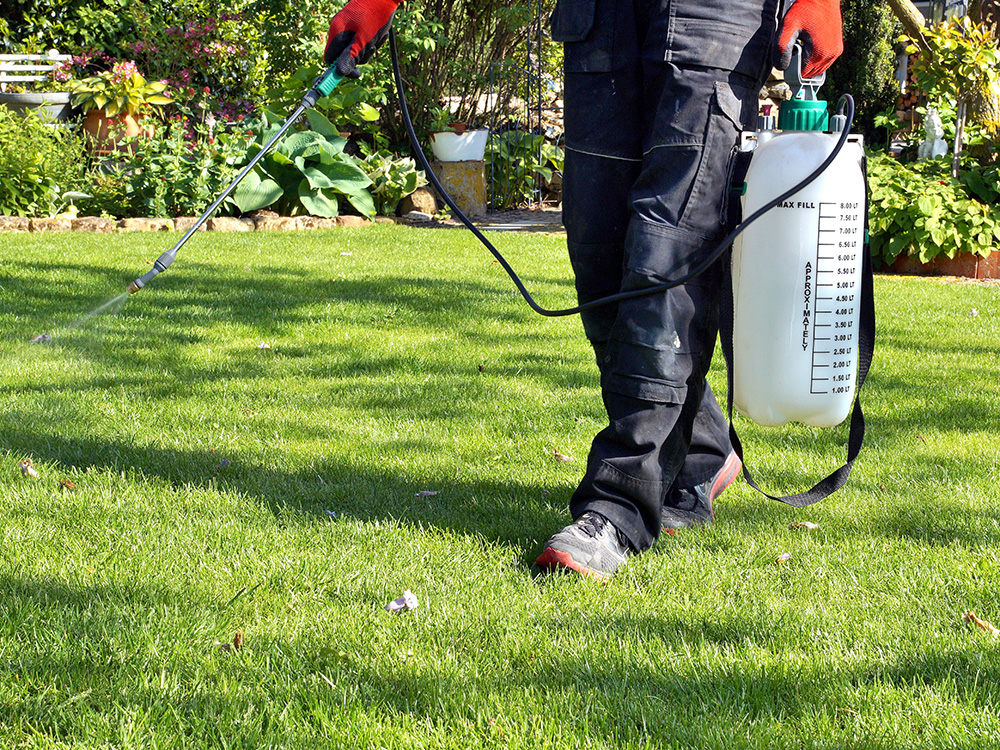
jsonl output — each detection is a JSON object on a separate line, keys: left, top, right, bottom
{"left": 325, "top": 0, "right": 844, "bottom": 580}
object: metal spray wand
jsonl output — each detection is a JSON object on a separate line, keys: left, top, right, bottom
{"left": 127, "top": 66, "right": 344, "bottom": 295}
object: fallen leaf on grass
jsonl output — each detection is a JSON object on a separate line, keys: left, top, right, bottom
{"left": 963, "top": 611, "right": 999, "bottom": 638}
{"left": 776, "top": 552, "right": 792, "bottom": 564}
{"left": 19, "top": 459, "right": 39, "bottom": 479}
{"left": 385, "top": 590, "right": 419, "bottom": 613}
{"left": 59, "top": 479, "right": 76, "bottom": 492}
{"left": 216, "top": 631, "right": 244, "bottom": 653}
{"left": 415, "top": 490, "right": 439, "bottom": 497}
{"left": 318, "top": 646, "right": 351, "bottom": 664}
{"left": 790, "top": 521, "right": 819, "bottom": 530}
{"left": 30, "top": 333, "right": 51, "bottom": 344}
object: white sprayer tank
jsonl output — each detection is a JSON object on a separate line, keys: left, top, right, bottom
{"left": 731, "top": 128, "right": 865, "bottom": 427}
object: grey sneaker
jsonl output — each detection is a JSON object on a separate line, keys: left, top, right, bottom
{"left": 535, "top": 511, "right": 631, "bottom": 581}
{"left": 661, "top": 450, "right": 742, "bottom": 533}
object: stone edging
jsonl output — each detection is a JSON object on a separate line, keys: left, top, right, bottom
{"left": 883, "top": 251, "right": 1000, "bottom": 281}
{"left": 0, "top": 215, "right": 396, "bottom": 234}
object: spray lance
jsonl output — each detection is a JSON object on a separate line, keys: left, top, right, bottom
{"left": 126, "top": 66, "right": 344, "bottom": 295}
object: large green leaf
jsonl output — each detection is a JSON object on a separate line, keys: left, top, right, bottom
{"left": 232, "top": 169, "right": 282, "bottom": 213}
{"left": 308, "top": 158, "right": 372, "bottom": 194}
{"left": 316, "top": 140, "right": 348, "bottom": 165}
{"left": 298, "top": 164, "right": 337, "bottom": 190}
{"left": 262, "top": 110, "right": 284, "bottom": 127}
{"left": 355, "top": 102, "right": 380, "bottom": 122}
{"left": 297, "top": 183, "right": 339, "bottom": 218}
{"left": 278, "top": 131, "right": 325, "bottom": 160}
{"left": 344, "top": 189, "right": 376, "bottom": 219}
{"left": 268, "top": 151, "right": 295, "bottom": 168}
{"left": 305, "top": 109, "right": 340, "bottom": 137}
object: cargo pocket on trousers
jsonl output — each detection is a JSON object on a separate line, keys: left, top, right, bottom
{"left": 680, "top": 81, "right": 746, "bottom": 234}
{"left": 551, "top": 0, "right": 614, "bottom": 73}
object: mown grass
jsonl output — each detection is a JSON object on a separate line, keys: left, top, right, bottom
{"left": 1, "top": 225, "right": 998, "bottom": 749}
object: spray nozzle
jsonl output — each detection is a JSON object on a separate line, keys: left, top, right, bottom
{"left": 127, "top": 248, "right": 178, "bottom": 294}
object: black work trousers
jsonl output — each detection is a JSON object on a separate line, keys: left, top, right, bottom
{"left": 554, "top": 0, "right": 780, "bottom": 551}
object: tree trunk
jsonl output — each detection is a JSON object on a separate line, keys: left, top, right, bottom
{"left": 969, "top": 0, "right": 1000, "bottom": 33}
{"left": 952, "top": 99, "right": 967, "bottom": 178}
{"left": 969, "top": 0, "right": 1000, "bottom": 156}
{"left": 887, "top": 0, "right": 929, "bottom": 51}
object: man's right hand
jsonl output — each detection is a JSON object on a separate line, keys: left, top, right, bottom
{"left": 324, "top": 0, "right": 401, "bottom": 78}
{"left": 775, "top": 0, "right": 844, "bottom": 78}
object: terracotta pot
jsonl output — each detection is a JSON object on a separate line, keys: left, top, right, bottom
{"left": 82, "top": 109, "right": 154, "bottom": 155}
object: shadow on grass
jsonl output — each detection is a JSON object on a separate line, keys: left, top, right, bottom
{"left": 0, "top": 421, "right": 569, "bottom": 559}
{"left": 3, "top": 259, "right": 998, "bottom": 554}
{"left": 5, "top": 573, "right": 998, "bottom": 747}
{"left": 2, "top": 259, "right": 589, "bottom": 397}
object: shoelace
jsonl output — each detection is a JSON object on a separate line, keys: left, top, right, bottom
{"left": 578, "top": 512, "right": 631, "bottom": 552}
{"left": 576, "top": 512, "right": 606, "bottom": 538}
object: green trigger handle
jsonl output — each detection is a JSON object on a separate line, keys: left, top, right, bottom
{"left": 303, "top": 66, "right": 345, "bottom": 109}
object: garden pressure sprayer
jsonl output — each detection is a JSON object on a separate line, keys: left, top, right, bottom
{"left": 125, "top": 37, "right": 873, "bottom": 506}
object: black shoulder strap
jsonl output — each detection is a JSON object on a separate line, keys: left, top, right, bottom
{"left": 718, "top": 153, "right": 876, "bottom": 507}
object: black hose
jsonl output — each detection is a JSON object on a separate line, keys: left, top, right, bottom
{"left": 389, "top": 27, "right": 855, "bottom": 318}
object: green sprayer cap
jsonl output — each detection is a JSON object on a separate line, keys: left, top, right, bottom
{"left": 778, "top": 98, "right": 829, "bottom": 131}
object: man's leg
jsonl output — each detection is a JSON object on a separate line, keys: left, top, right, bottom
{"left": 660, "top": 382, "right": 742, "bottom": 531}
{"left": 538, "top": 0, "right": 779, "bottom": 576}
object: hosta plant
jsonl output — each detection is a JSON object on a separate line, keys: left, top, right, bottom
{"left": 231, "top": 109, "right": 374, "bottom": 218}
{"left": 70, "top": 61, "right": 172, "bottom": 117}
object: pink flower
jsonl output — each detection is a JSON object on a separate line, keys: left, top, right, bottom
{"left": 109, "top": 60, "right": 139, "bottom": 84}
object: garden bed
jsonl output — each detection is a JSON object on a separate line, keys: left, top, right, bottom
{"left": 882, "top": 250, "right": 1000, "bottom": 280}
{"left": 0, "top": 214, "right": 394, "bottom": 233}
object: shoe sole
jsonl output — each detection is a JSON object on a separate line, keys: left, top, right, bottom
{"left": 662, "top": 451, "right": 743, "bottom": 535}
{"left": 708, "top": 450, "right": 743, "bottom": 504}
{"left": 535, "top": 547, "right": 612, "bottom": 583}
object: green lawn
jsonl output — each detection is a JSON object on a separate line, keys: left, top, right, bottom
{"left": 1, "top": 226, "right": 998, "bottom": 749}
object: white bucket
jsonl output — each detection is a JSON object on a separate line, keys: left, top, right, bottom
{"left": 429, "top": 130, "right": 489, "bottom": 162}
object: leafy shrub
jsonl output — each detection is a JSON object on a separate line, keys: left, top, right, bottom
{"left": 70, "top": 60, "right": 173, "bottom": 116}
{"left": 0, "top": 107, "right": 86, "bottom": 216}
{"left": 5, "top": 1, "right": 272, "bottom": 120}
{"left": 825, "top": 0, "right": 902, "bottom": 144}
{"left": 121, "top": 4, "right": 270, "bottom": 121}
{"left": 266, "top": 62, "right": 383, "bottom": 140}
{"left": 902, "top": 15, "right": 1000, "bottom": 164}
{"left": 231, "top": 109, "right": 374, "bottom": 218}
{"left": 358, "top": 149, "right": 427, "bottom": 216}
{"left": 0, "top": 0, "right": 133, "bottom": 55}
{"left": 485, "top": 130, "right": 563, "bottom": 210}
{"left": 83, "top": 117, "right": 255, "bottom": 218}
{"left": 867, "top": 152, "right": 1000, "bottom": 264}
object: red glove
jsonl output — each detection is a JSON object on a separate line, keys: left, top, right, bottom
{"left": 775, "top": 0, "right": 844, "bottom": 78}
{"left": 324, "top": 0, "right": 400, "bottom": 78}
